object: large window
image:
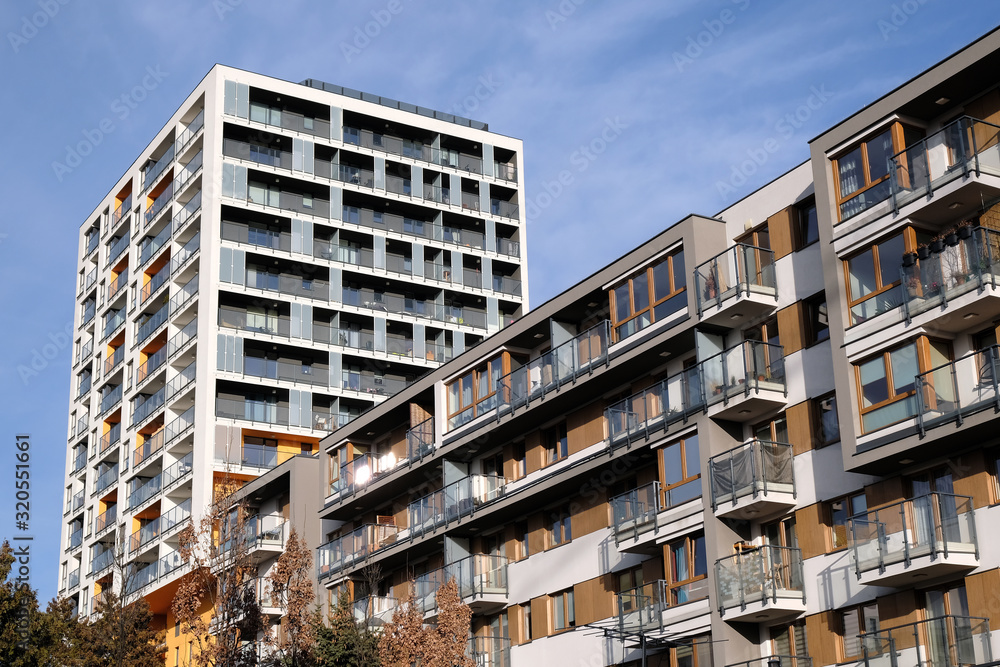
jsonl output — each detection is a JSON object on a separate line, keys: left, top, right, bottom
{"left": 845, "top": 232, "right": 906, "bottom": 325}
{"left": 834, "top": 127, "right": 895, "bottom": 221}
{"left": 814, "top": 393, "right": 840, "bottom": 447}
{"left": 548, "top": 508, "right": 572, "bottom": 548}
{"left": 856, "top": 337, "right": 950, "bottom": 432}
{"left": 544, "top": 423, "right": 568, "bottom": 464}
{"left": 447, "top": 355, "right": 506, "bottom": 429}
{"left": 611, "top": 248, "right": 686, "bottom": 341}
{"left": 829, "top": 491, "right": 868, "bottom": 550}
{"left": 671, "top": 635, "right": 712, "bottom": 667}
{"left": 659, "top": 435, "right": 701, "bottom": 508}
{"left": 667, "top": 533, "right": 708, "bottom": 605}
{"left": 841, "top": 603, "right": 879, "bottom": 662}
{"left": 552, "top": 589, "right": 575, "bottom": 630}
{"left": 771, "top": 621, "right": 808, "bottom": 660}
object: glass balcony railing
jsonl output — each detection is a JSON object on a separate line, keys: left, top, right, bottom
{"left": 65, "top": 489, "right": 84, "bottom": 514}
{"left": 129, "top": 519, "right": 161, "bottom": 554}
{"left": 67, "top": 528, "right": 83, "bottom": 551}
{"left": 81, "top": 302, "right": 96, "bottom": 326}
{"left": 93, "top": 464, "right": 119, "bottom": 495}
{"left": 492, "top": 275, "right": 522, "bottom": 297}
{"left": 243, "top": 357, "right": 330, "bottom": 387}
{"left": 167, "top": 316, "right": 198, "bottom": 356}
{"left": 174, "top": 150, "right": 203, "bottom": 190}
{"left": 848, "top": 493, "right": 978, "bottom": 579}
{"left": 317, "top": 523, "right": 399, "bottom": 579}
{"left": 173, "top": 190, "right": 202, "bottom": 231}
{"left": 169, "top": 275, "right": 199, "bottom": 316}
{"left": 610, "top": 479, "right": 701, "bottom": 544}
{"left": 135, "top": 304, "right": 168, "bottom": 345}
{"left": 165, "top": 363, "right": 197, "bottom": 404}
{"left": 95, "top": 504, "right": 117, "bottom": 535}
{"left": 314, "top": 243, "right": 375, "bottom": 268}
{"left": 142, "top": 145, "right": 175, "bottom": 193}
{"left": 223, "top": 138, "right": 292, "bottom": 170}
{"left": 424, "top": 341, "right": 454, "bottom": 364}
{"left": 342, "top": 371, "right": 411, "bottom": 397}
{"left": 408, "top": 475, "right": 505, "bottom": 539}
{"left": 915, "top": 345, "right": 1000, "bottom": 435}
{"left": 175, "top": 109, "right": 204, "bottom": 153}
{"left": 80, "top": 267, "right": 97, "bottom": 294}
{"left": 108, "top": 234, "right": 130, "bottom": 264}
{"left": 139, "top": 225, "right": 171, "bottom": 266}
{"left": 111, "top": 194, "right": 132, "bottom": 228}
{"left": 902, "top": 226, "right": 1000, "bottom": 323}
{"left": 413, "top": 555, "right": 508, "bottom": 613}
{"left": 384, "top": 173, "right": 412, "bottom": 196}
{"left": 162, "top": 452, "right": 193, "bottom": 490}
{"left": 494, "top": 161, "right": 517, "bottom": 182}
{"left": 135, "top": 348, "right": 167, "bottom": 385}
{"left": 617, "top": 579, "right": 710, "bottom": 633}
{"left": 132, "top": 386, "right": 166, "bottom": 426}
{"left": 107, "top": 268, "right": 129, "bottom": 302}
{"left": 99, "top": 384, "right": 123, "bottom": 414}
{"left": 701, "top": 340, "right": 786, "bottom": 407}
{"left": 103, "top": 310, "right": 125, "bottom": 340}
{"left": 144, "top": 182, "right": 174, "bottom": 226}
{"left": 99, "top": 423, "right": 121, "bottom": 455}
{"left": 129, "top": 473, "right": 161, "bottom": 509}
{"left": 139, "top": 265, "right": 168, "bottom": 306}
{"left": 222, "top": 220, "right": 292, "bottom": 253}
{"left": 493, "top": 321, "right": 611, "bottom": 425}
{"left": 495, "top": 237, "right": 520, "bottom": 257}
{"left": 171, "top": 230, "right": 200, "bottom": 275}
{"left": 861, "top": 615, "right": 991, "bottom": 667}
{"left": 215, "top": 397, "right": 289, "bottom": 426}
{"left": 423, "top": 184, "right": 451, "bottom": 205}
{"left": 76, "top": 340, "right": 93, "bottom": 366}
{"left": 66, "top": 567, "right": 81, "bottom": 590}
{"left": 85, "top": 233, "right": 99, "bottom": 257}
{"left": 715, "top": 545, "right": 804, "bottom": 616}
{"left": 246, "top": 271, "right": 329, "bottom": 301}
{"left": 125, "top": 561, "right": 159, "bottom": 595}
{"left": 708, "top": 440, "right": 794, "bottom": 512}
{"left": 238, "top": 442, "right": 280, "bottom": 469}
{"left": 89, "top": 548, "right": 113, "bottom": 576}
{"left": 891, "top": 116, "right": 1000, "bottom": 214}
{"left": 314, "top": 323, "right": 374, "bottom": 350}
{"left": 219, "top": 307, "right": 290, "bottom": 338}
{"left": 341, "top": 288, "right": 487, "bottom": 329}
{"left": 76, "top": 376, "right": 92, "bottom": 399}
{"left": 489, "top": 198, "right": 518, "bottom": 219}
{"left": 71, "top": 449, "right": 87, "bottom": 474}
{"left": 352, "top": 596, "right": 399, "bottom": 629}
{"left": 695, "top": 243, "right": 777, "bottom": 316}
{"left": 311, "top": 410, "right": 346, "bottom": 432}
{"left": 406, "top": 416, "right": 434, "bottom": 461}
{"left": 468, "top": 635, "right": 511, "bottom": 667}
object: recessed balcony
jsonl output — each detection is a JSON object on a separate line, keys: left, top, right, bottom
{"left": 352, "top": 595, "right": 399, "bottom": 630}
{"left": 715, "top": 545, "right": 805, "bottom": 622}
{"left": 407, "top": 474, "right": 505, "bottom": 539}
{"left": 606, "top": 366, "right": 705, "bottom": 446}
{"left": 848, "top": 493, "right": 979, "bottom": 587}
{"left": 617, "top": 579, "right": 710, "bottom": 636}
{"left": 317, "top": 522, "right": 400, "bottom": 579}
{"left": 703, "top": 341, "right": 788, "bottom": 421}
{"left": 861, "top": 615, "right": 991, "bottom": 667}
{"left": 695, "top": 243, "right": 778, "bottom": 327}
{"left": 709, "top": 440, "right": 796, "bottom": 521}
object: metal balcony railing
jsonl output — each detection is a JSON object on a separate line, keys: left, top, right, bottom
{"left": 317, "top": 522, "right": 399, "bottom": 579}
{"left": 617, "top": 579, "right": 709, "bottom": 633}
{"left": 848, "top": 493, "right": 978, "bottom": 578}
{"left": 468, "top": 635, "right": 511, "bottom": 667}
{"left": 695, "top": 243, "right": 777, "bottom": 316}
{"left": 861, "top": 615, "right": 991, "bottom": 667}
{"left": 610, "top": 479, "right": 702, "bottom": 543}
{"left": 167, "top": 317, "right": 198, "bottom": 356}
{"left": 406, "top": 416, "right": 434, "bottom": 461}
{"left": 714, "top": 544, "right": 804, "bottom": 616}
{"left": 701, "top": 340, "right": 787, "bottom": 407}
{"left": 606, "top": 365, "right": 704, "bottom": 444}
{"left": 915, "top": 344, "right": 1000, "bottom": 435}
{"left": 413, "top": 555, "right": 508, "bottom": 613}
{"left": 408, "top": 475, "right": 505, "bottom": 539}
{"left": 708, "top": 440, "right": 794, "bottom": 511}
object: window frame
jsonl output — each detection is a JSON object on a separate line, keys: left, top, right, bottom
{"left": 666, "top": 533, "right": 708, "bottom": 605}
{"left": 547, "top": 508, "right": 572, "bottom": 548}
{"left": 828, "top": 491, "right": 868, "bottom": 551}
{"left": 610, "top": 248, "right": 686, "bottom": 341}
{"left": 446, "top": 353, "right": 509, "bottom": 428}
{"left": 840, "top": 603, "right": 879, "bottom": 662}
{"left": 551, "top": 588, "right": 575, "bottom": 631}
{"left": 833, "top": 123, "right": 908, "bottom": 222}
{"left": 854, "top": 336, "right": 948, "bottom": 434}
{"left": 843, "top": 229, "right": 912, "bottom": 326}
{"left": 658, "top": 435, "right": 702, "bottom": 508}
{"left": 804, "top": 291, "right": 829, "bottom": 346}
{"left": 543, "top": 422, "right": 568, "bottom": 465}
{"left": 797, "top": 199, "right": 819, "bottom": 249}
{"left": 813, "top": 392, "right": 840, "bottom": 448}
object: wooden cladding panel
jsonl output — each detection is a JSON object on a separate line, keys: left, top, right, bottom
{"left": 805, "top": 610, "right": 840, "bottom": 667}
{"left": 524, "top": 430, "right": 544, "bottom": 475}
{"left": 527, "top": 512, "right": 546, "bottom": 556}
{"left": 567, "top": 401, "right": 605, "bottom": 456}
{"left": 574, "top": 575, "right": 616, "bottom": 625}
{"left": 796, "top": 503, "right": 827, "bottom": 560}
{"left": 865, "top": 477, "right": 906, "bottom": 510}
{"left": 950, "top": 449, "right": 992, "bottom": 509}
{"left": 966, "top": 568, "right": 1000, "bottom": 628}
{"left": 776, "top": 302, "right": 807, "bottom": 357}
{"left": 786, "top": 400, "right": 816, "bottom": 456}
{"left": 530, "top": 596, "right": 549, "bottom": 639}
{"left": 572, "top": 485, "right": 609, "bottom": 537}
{"left": 877, "top": 590, "right": 921, "bottom": 650}
{"left": 768, "top": 206, "right": 798, "bottom": 260}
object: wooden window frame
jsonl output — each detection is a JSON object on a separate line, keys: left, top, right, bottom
{"left": 854, "top": 336, "right": 948, "bottom": 434}
{"left": 840, "top": 603, "right": 879, "bottom": 662}
{"left": 771, "top": 620, "right": 809, "bottom": 659}
{"left": 832, "top": 123, "right": 907, "bottom": 222}
{"left": 551, "top": 588, "right": 575, "bottom": 631}
{"left": 547, "top": 509, "right": 572, "bottom": 548}
{"left": 543, "top": 422, "right": 568, "bottom": 465}
{"left": 616, "top": 565, "right": 645, "bottom": 613}
{"left": 666, "top": 533, "right": 707, "bottom": 605}
{"left": 735, "top": 224, "right": 773, "bottom": 287}
{"left": 843, "top": 229, "right": 914, "bottom": 326}
{"left": 446, "top": 353, "right": 508, "bottom": 427}
{"left": 610, "top": 248, "right": 686, "bottom": 340}
{"left": 828, "top": 491, "right": 868, "bottom": 551}
{"left": 804, "top": 292, "right": 829, "bottom": 346}
{"left": 658, "top": 435, "right": 701, "bottom": 508}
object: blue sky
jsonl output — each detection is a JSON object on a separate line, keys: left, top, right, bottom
{"left": 0, "top": 0, "right": 994, "bottom": 604}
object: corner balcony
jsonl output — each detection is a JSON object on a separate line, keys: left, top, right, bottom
{"left": 606, "top": 366, "right": 705, "bottom": 447}
{"left": 861, "top": 615, "right": 991, "bottom": 667}
{"left": 494, "top": 321, "right": 610, "bottom": 421}
{"left": 317, "top": 522, "right": 400, "bottom": 579}
{"left": 848, "top": 493, "right": 979, "bottom": 587}
{"left": 695, "top": 243, "right": 777, "bottom": 327}
{"left": 414, "top": 554, "right": 508, "bottom": 616}
{"left": 703, "top": 341, "right": 788, "bottom": 421}
{"left": 708, "top": 440, "right": 796, "bottom": 521}
{"left": 617, "top": 579, "right": 710, "bottom": 636}
{"left": 915, "top": 345, "right": 1000, "bottom": 437}
{"left": 715, "top": 545, "right": 805, "bottom": 622}
{"left": 890, "top": 115, "right": 1000, "bottom": 216}
{"left": 609, "top": 480, "right": 702, "bottom": 551}
{"left": 901, "top": 227, "right": 1000, "bottom": 328}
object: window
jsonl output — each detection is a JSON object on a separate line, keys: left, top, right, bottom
{"left": 667, "top": 534, "right": 708, "bottom": 605}
{"left": 513, "top": 442, "right": 526, "bottom": 479}
{"left": 611, "top": 248, "right": 686, "bottom": 340}
{"left": 515, "top": 520, "right": 529, "bottom": 560}
{"left": 805, "top": 292, "right": 829, "bottom": 345}
{"left": 671, "top": 634, "right": 713, "bottom": 667}
{"left": 829, "top": 492, "right": 868, "bottom": 549}
{"left": 856, "top": 337, "right": 949, "bottom": 432}
{"left": 521, "top": 603, "right": 532, "bottom": 641}
{"left": 798, "top": 200, "right": 819, "bottom": 248}
{"left": 841, "top": 603, "right": 879, "bottom": 661}
{"left": 771, "top": 621, "right": 808, "bottom": 659}
{"left": 736, "top": 224, "right": 774, "bottom": 290}
{"left": 845, "top": 232, "right": 907, "bottom": 324}
{"left": 617, "top": 566, "right": 644, "bottom": 612}
{"left": 544, "top": 423, "right": 568, "bottom": 464}
{"left": 548, "top": 509, "right": 572, "bottom": 547}
{"left": 552, "top": 589, "right": 575, "bottom": 630}
{"left": 834, "top": 126, "right": 898, "bottom": 221}
{"left": 660, "top": 434, "right": 701, "bottom": 507}
{"left": 754, "top": 414, "right": 788, "bottom": 443}
{"left": 446, "top": 355, "right": 505, "bottom": 429}
{"left": 814, "top": 393, "right": 840, "bottom": 447}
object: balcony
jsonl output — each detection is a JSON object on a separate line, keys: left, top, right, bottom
{"left": 492, "top": 275, "right": 522, "bottom": 297}
{"left": 493, "top": 321, "right": 611, "bottom": 424}
{"left": 215, "top": 397, "right": 289, "bottom": 427}
{"left": 142, "top": 145, "right": 174, "bottom": 193}
{"left": 715, "top": 545, "right": 805, "bottom": 622}
{"left": 861, "top": 616, "right": 991, "bottom": 667}
{"left": 916, "top": 345, "right": 1000, "bottom": 436}
{"left": 468, "top": 635, "right": 511, "bottom": 667}
{"left": 169, "top": 275, "right": 199, "bottom": 316}
{"left": 617, "top": 579, "right": 710, "bottom": 635}
{"left": 99, "top": 384, "right": 123, "bottom": 415}
{"left": 173, "top": 191, "right": 202, "bottom": 232}
{"left": 67, "top": 527, "right": 83, "bottom": 551}
{"left": 93, "top": 464, "right": 119, "bottom": 495}
{"left": 317, "top": 523, "right": 399, "bottom": 579}
{"left": 848, "top": 493, "right": 979, "bottom": 587}
{"left": 352, "top": 595, "right": 399, "bottom": 630}
{"left": 606, "top": 366, "right": 704, "bottom": 446}
{"left": 246, "top": 517, "right": 288, "bottom": 554}
{"left": 108, "top": 234, "right": 130, "bottom": 265}
{"left": 708, "top": 440, "right": 795, "bottom": 521}
{"left": 242, "top": 356, "right": 330, "bottom": 387}
{"left": 328, "top": 453, "right": 397, "bottom": 498}
{"left": 139, "top": 265, "right": 168, "bottom": 306}
{"left": 81, "top": 303, "right": 96, "bottom": 326}
{"left": 414, "top": 555, "right": 508, "bottom": 615}
{"left": 110, "top": 194, "right": 132, "bottom": 229}
{"left": 219, "top": 306, "right": 291, "bottom": 339}
{"left": 174, "top": 150, "right": 202, "bottom": 191}
{"left": 167, "top": 316, "right": 198, "bottom": 357}
{"left": 162, "top": 452, "right": 194, "bottom": 490}
{"left": 171, "top": 230, "right": 200, "bottom": 275}
{"left": 406, "top": 416, "right": 434, "bottom": 461}
{"left": 223, "top": 138, "right": 291, "bottom": 170}
{"left": 245, "top": 270, "right": 329, "bottom": 301}
{"left": 135, "top": 348, "right": 167, "bottom": 386}
{"left": 103, "top": 310, "right": 125, "bottom": 340}
{"left": 702, "top": 341, "right": 787, "bottom": 421}
{"left": 132, "top": 386, "right": 165, "bottom": 427}
{"left": 891, "top": 116, "right": 1000, "bottom": 215}
{"left": 408, "top": 475, "right": 505, "bottom": 539}
{"left": 695, "top": 244, "right": 778, "bottom": 327}
{"left": 89, "top": 548, "right": 113, "bottom": 576}
{"left": 94, "top": 505, "right": 116, "bottom": 536}
{"left": 175, "top": 109, "right": 204, "bottom": 153}
{"left": 139, "top": 224, "right": 171, "bottom": 267}
{"left": 104, "top": 346, "right": 125, "bottom": 376}
{"left": 489, "top": 198, "right": 518, "bottom": 220}
{"left": 610, "top": 479, "right": 702, "bottom": 549}
{"left": 144, "top": 183, "right": 173, "bottom": 227}
{"left": 901, "top": 227, "right": 1000, "bottom": 327}
{"left": 66, "top": 567, "right": 80, "bottom": 591}
{"left": 99, "top": 423, "right": 121, "bottom": 455}
{"left": 135, "top": 304, "right": 168, "bottom": 345}
{"left": 84, "top": 232, "right": 99, "bottom": 257}
{"left": 64, "top": 489, "right": 84, "bottom": 515}
{"left": 129, "top": 474, "right": 161, "bottom": 509}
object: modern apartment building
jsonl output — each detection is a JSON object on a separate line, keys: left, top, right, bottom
{"left": 57, "top": 64, "right": 528, "bottom": 649}
{"left": 311, "top": 28, "right": 1000, "bottom": 667}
